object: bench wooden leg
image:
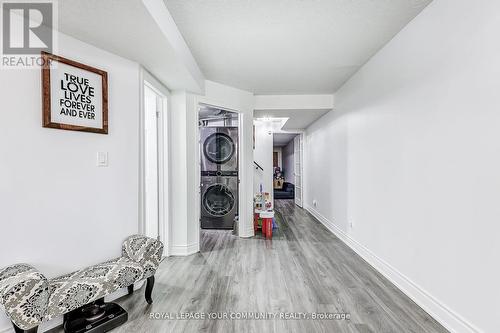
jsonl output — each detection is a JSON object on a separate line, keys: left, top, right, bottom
{"left": 12, "top": 322, "right": 38, "bottom": 333}
{"left": 145, "top": 275, "right": 155, "bottom": 304}
{"left": 128, "top": 284, "right": 134, "bottom": 295}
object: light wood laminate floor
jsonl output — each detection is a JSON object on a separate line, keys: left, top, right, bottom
{"left": 49, "top": 199, "right": 448, "bottom": 333}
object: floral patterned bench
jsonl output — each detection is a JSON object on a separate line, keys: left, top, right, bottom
{"left": 0, "top": 235, "right": 163, "bottom": 333}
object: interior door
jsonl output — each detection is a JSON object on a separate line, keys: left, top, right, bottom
{"left": 294, "top": 135, "right": 303, "bottom": 207}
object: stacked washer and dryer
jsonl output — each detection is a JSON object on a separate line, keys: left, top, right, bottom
{"left": 200, "top": 118, "right": 239, "bottom": 229}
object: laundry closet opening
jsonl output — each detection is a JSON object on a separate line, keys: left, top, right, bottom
{"left": 198, "top": 105, "right": 240, "bottom": 234}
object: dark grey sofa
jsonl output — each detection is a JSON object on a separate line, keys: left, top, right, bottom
{"left": 274, "top": 182, "right": 295, "bottom": 199}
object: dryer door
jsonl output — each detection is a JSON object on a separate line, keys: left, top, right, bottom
{"left": 203, "top": 133, "right": 235, "bottom": 164}
{"left": 202, "top": 183, "right": 235, "bottom": 217}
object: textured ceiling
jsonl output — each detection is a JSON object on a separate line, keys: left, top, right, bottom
{"left": 165, "top": 0, "right": 432, "bottom": 94}
{"left": 274, "top": 133, "right": 297, "bottom": 147}
{"left": 254, "top": 109, "right": 329, "bottom": 130}
{"left": 57, "top": 0, "right": 204, "bottom": 92}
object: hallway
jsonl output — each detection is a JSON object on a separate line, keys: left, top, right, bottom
{"left": 77, "top": 200, "right": 447, "bottom": 333}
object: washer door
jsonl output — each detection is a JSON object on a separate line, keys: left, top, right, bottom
{"left": 203, "top": 183, "right": 235, "bottom": 217}
{"left": 203, "top": 133, "right": 235, "bottom": 164}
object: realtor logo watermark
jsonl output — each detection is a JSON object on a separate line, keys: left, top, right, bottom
{"left": 1, "top": 0, "right": 57, "bottom": 68}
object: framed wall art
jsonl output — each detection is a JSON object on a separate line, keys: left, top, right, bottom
{"left": 41, "top": 52, "right": 108, "bottom": 134}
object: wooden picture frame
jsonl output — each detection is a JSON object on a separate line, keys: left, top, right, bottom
{"left": 41, "top": 51, "right": 108, "bottom": 134}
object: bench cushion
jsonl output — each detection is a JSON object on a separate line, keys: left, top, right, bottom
{"left": 0, "top": 235, "right": 163, "bottom": 330}
{"left": 122, "top": 235, "right": 163, "bottom": 278}
{"left": 0, "top": 264, "right": 49, "bottom": 330}
{"left": 46, "top": 257, "right": 144, "bottom": 320}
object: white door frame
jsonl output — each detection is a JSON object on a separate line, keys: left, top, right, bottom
{"left": 195, "top": 101, "right": 248, "bottom": 239}
{"left": 293, "top": 134, "right": 304, "bottom": 207}
{"left": 299, "top": 132, "right": 307, "bottom": 208}
{"left": 139, "top": 68, "right": 170, "bottom": 256}
{"left": 274, "top": 130, "right": 306, "bottom": 207}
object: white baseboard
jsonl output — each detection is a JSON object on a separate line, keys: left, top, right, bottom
{"left": 239, "top": 225, "right": 255, "bottom": 238}
{"left": 169, "top": 242, "right": 199, "bottom": 256}
{"left": 305, "top": 205, "right": 482, "bottom": 333}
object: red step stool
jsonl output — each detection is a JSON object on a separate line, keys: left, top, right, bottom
{"left": 254, "top": 210, "right": 274, "bottom": 239}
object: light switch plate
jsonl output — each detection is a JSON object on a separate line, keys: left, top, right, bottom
{"left": 97, "top": 152, "right": 108, "bottom": 167}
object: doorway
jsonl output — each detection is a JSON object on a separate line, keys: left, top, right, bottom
{"left": 198, "top": 105, "right": 240, "bottom": 230}
{"left": 272, "top": 132, "right": 303, "bottom": 207}
{"left": 142, "top": 79, "right": 168, "bottom": 246}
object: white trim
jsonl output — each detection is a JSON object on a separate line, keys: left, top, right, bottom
{"left": 236, "top": 111, "right": 254, "bottom": 238}
{"left": 138, "top": 70, "right": 145, "bottom": 235}
{"left": 239, "top": 224, "right": 256, "bottom": 238}
{"left": 141, "top": 0, "right": 205, "bottom": 92}
{"left": 169, "top": 243, "right": 199, "bottom": 256}
{"left": 301, "top": 132, "right": 308, "bottom": 208}
{"left": 293, "top": 134, "right": 304, "bottom": 208}
{"left": 143, "top": 69, "right": 171, "bottom": 97}
{"left": 155, "top": 87, "right": 169, "bottom": 256}
{"left": 191, "top": 95, "right": 201, "bottom": 255}
{"left": 305, "top": 205, "right": 482, "bottom": 333}
{"left": 299, "top": 132, "right": 305, "bottom": 206}
{"left": 139, "top": 68, "right": 171, "bottom": 256}
{"left": 195, "top": 100, "right": 254, "bottom": 239}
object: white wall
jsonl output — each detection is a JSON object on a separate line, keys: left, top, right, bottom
{"left": 168, "top": 91, "right": 188, "bottom": 255}
{"left": 282, "top": 140, "right": 294, "bottom": 184}
{"left": 0, "top": 33, "right": 141, "bottom": 331}
{"left": 305, "top": 1, "right": 499, "bottom": 332}
{"left": 306, "top": 111, "right": 349, "bottom": 232}
{"left": 167, "top": 90, "right": 199, "bottom": 255}
{"left": 253, "top": 120, "right": 274, "bottom": 207}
